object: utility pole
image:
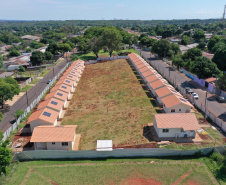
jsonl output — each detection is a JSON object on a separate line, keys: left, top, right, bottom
{"left": 26, "top": 90, "right": 29, "bottom": 106}
{"left": 204, "top": 91, "right": 208, "bottom": 122}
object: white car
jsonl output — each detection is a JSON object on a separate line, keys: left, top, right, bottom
{"left": 192, "top": 93, "right": 199, "bottom": 99}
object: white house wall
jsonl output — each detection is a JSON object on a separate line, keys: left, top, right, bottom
{"left": 30, "top": 119, "right": 56, "bottom": 133}
{"left": 163, "top": 103, "right": 191, "bottom": 113}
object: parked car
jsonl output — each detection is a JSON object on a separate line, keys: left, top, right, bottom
{"left": 47, "top": 79, "right": 52, "bottom": 84}
{"left": 192, "top": 92, "right": 199, "bottom": 99}
{"left": 216, "top": 96, "right": 225, "bottom": 103}
{"left": 185, "top": 87, "right": 193, "bottom": 94}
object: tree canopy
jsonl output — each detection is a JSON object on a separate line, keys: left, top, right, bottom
{"left": 0, "top": 77, "right": 20, "bottom": 108}
{"left": 30, "top": 51, "right": 45, "bottom": 66}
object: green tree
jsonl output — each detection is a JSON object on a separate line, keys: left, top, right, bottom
{"left": 197, "top": 41, "right": 206, "bottom": 50}
{"left": 207, "top": 35, "right": 222, "bottom": 52}
{"left": 44, "top": 51, "right": 53, "bottom": 62}
{"left": 89, "top": 37, "right": 103, "bottom": 58}
{"left": 180, "top": 35, "right": 190, "bottom": 45}
{"left": 217, "top": 73, "right": 226, "bottom": 91}
{"left": 46, "top": 42, "right": 59, "bottom": 55}
{"left": 182, "top": 48, "right": 202, "bottom": 61}
{"left": 151, "top": 39, "right": 171, "bottom": 57}
{"left": 19, "top": 66, "right": 25, "bottom": 72}
{"left": 0, "top": 77, "right": 20, "bottom": 108}
{"left": 0, "top": 112, "right": 3, "bottom": 122}
{"left": 8, "top": 49, "right": 21, "bottom": 57}
{"left": 77, "top": 40, "right": 90, "bottom": 54}
{"left": 162, "top": 30, "right": 172, "bottom": 38}
{"left": 14, "top": 109, "right": 24, "bottom": 120}
{"left": 0, "top": 131, "right": 12, "bottom": 175}
{"left": 172, "top": 55, "right": 184, "bottom": 69}
{"left": 0, "top": 53, "right": 3, "bottom": 70}
{"left": 190, "top": 56, "right": 220, "bottom": 79}
{"left": 193, "top": 29, "right": 205, "bottom": 42}
{"left": 212, "top": 42, "right": 226, "bottom": 53}
{"left": 30, "top": 51, "right": 45, "bottom": 66}
{"left": 102, "top": 28, "right": 123, "bottom": 57}
{"left": 212, "top": 46, "right": 226, "bottom": 71}
{"left": 25, "top": 48, "right": 32, "bottom": 53}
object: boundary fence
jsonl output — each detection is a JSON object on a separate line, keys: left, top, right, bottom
{"left": 3, "top": 63, "right": 69, "bottom": 141}
{"left": 139, "top": 52, "right": 226, "bottom": 133}
{"left": 16, "top": 147, "right": 216, "bottom": 161}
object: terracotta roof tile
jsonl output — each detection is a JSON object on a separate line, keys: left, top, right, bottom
{"left": 155, "top": 86, "right": 174, "bottom": 98}
{"left": 145, "top": 75, "right": 159, "bottom": 83}
{"left": 139, "top": 66, "right": 149, "bottom": 73}
{"left": 45, "top": 90, "right": 68, "bottom": 102}
{"left": 51, "top": 84, "right": 72, "bottom": 93}
{"left": 55, "top": 78, "right": 74, "bottom": 87}
{"left": 154, "top": 113, "right": 201, "bottom": 130}
{"left": 30, "top": 125, "right": 77, "bottom": 142}
{"left": 28, "top": 108, "right": 59, "bottom": 124}
{"left": 161, "top": 94, "right": 193, "bottom": 108}
{"left": 136, "top": 63, "right": 146, "bottom": 69}
{"left": 149, "top": 80, "right": 166, "bottom": 90}
{"left": 37, "top": 98, "right": 64, "bottom": 111}
{"left": 142, "top": 70, "right": 154, "bottom": 77}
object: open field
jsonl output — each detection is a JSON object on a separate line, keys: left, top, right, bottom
{"left": 62, "top": 59, "right": 160, "bottom": 150}
{"left": 4, "top": 158, "right": 218, "bottom": 185}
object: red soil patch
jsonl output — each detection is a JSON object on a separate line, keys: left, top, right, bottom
{"left": 122, "top": 178, "right": 161, "bottom": 185}
{"left": 187, "top": 180, "right": 199, "bottom": 185}
{"left": 198, "top": 133, "right": 211, "bottom": 140}
{"left": 114, "top": 143, "right": 158, "bottom": 149}
{"left": 171, "top": 169, "right": 193, "bottom": 185}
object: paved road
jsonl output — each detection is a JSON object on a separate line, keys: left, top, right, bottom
{"left": 0, "top": 58, "right": 70, "bottom": 132}
{"left": 135, "top": 46, "right": 226, "bottom": 127}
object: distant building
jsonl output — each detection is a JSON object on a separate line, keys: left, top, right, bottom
{"left": 21, "top": 35, "right": 40, "bottom": 42}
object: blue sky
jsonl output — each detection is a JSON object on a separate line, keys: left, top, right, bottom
{"left": 0, "top": 0, "right": 225, "bottom": 20}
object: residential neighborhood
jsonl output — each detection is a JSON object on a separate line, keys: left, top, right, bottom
{"left": 0, "top": 1, "right": 226, "bottom": 184}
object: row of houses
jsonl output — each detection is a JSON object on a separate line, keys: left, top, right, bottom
{"left": 128, "top": 53, "right": 201, "bottom": 140}
{"left": 27, "top": 60, "right": 85, "bottom": 150}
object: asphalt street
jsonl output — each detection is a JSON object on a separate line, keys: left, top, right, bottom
{"left": 135, "top": 46, "right": 226, "bottom": 127}
{"left": 0, "top": 59, "right": 69, "bottom": 132}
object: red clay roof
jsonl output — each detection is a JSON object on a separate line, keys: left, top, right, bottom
{"left": 30, "top": 125, "right": 77, "bottom": 142}
{"left": 55, "top": 78, "right": 74, "bottom": 87}
{"left": 205, "top": 77, "right": 216, "bottom": 83}
{"left": 161, "top": 94, "right": 192, "bottom": 108}
{"left": 155, "top": 86, "right": 174, "bottom": 98}
{"left": 149, "top": 80, "right": 166, "bottom": 90}
{"left": 139, "top": 66, "right": 149, "bottom": 73}
{"left": 45, "top": 90, "right": 68, "bottom": 102}
{"left": 154, "top": 113, "right": 201, "bottom": 130}
{"left": 37, "top": 98, "right": 64, "bottom": 111}
{"left": 136, "top": 63, "right": 146, "bottom": 69}
{"left": 145, "top": 75, "right": 159, "bottom": 83}
{"left": 28, "top": 108, "right": 59, "bottom": 124}
{"left": 51, "top": 84, "right": 72, "bottom": 93}
{"left": 142, "top": 70, "right": 154, "bottom": 77}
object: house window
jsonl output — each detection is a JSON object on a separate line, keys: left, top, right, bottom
{"left": 171, "top": 109, "right": 175, "bottom": 112}
{"left": 179, "top": 109, "right": 181, "bottom": 111}
{"left": 162, "top": 129, "right": 169, "bottom": 133}
{"left": 62, "top": 142, "right": 68, "bottom": 146}
{"left": 52, "top": 142, "right": 55, "bottom": 145}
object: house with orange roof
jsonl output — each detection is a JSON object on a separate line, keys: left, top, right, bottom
{"left": 37, "top": 98, "right": 65, "bottom": 118}
{"left": 135, "top": 62, "right": 147, "bottom": 71}
{"left": 55, "top": 78, "right": 75, "bottom": 92}
{"left": 153, "top": 113, "right": 201, "bottom": 139}
{"left": 140, "top": 70, "right": 154, "bottom": 79}
{"left": 148, "top": 79, "right": 168, "bottom": 96}
{"left": 45, "top": 90, "right": 68, "bottom": 107}
{"left": 50, "top": 84, "right": 73, "bottom": 97}
{"left": 30, "top": 125, "right": 77, "bottom": 150}
{"left": 155, "top": 85, "right": 176, "bottom": 106}
{"left": 138, "top": 66, "right": 149, "bottom": 75}
{"left": 28, "top": 108, "right": 59, "bottom": 132}
{"left": 161, "top": 94, "right": 193, "bottom": 113}
{"left": 145, "top": 74, "right": 159, "bottom": 85}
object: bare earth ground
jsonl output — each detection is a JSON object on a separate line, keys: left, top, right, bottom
{"left": 62, "top": 59, "right": 158, "bottom": 150}
{"left": 5, "top": 160, "right": 217, "bottom": 185}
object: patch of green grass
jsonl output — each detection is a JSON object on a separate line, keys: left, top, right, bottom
{"left": 40, "top": 70, "right": 50, "bottom": 77}
{"left": 204, "top": 127, "right": 223, "bottom": 143}
{"left": 4, "top": 159, "right": 217, "bottom": 185}
{"left": 20, "top": 85, "right": 32, "bottom": 92}
{"left": 30, "top": 78, "right": 40, "bottom": 84}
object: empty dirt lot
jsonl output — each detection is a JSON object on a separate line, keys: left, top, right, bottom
{"left": 62, "top": 59, "right": 159, "bottom": 150}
